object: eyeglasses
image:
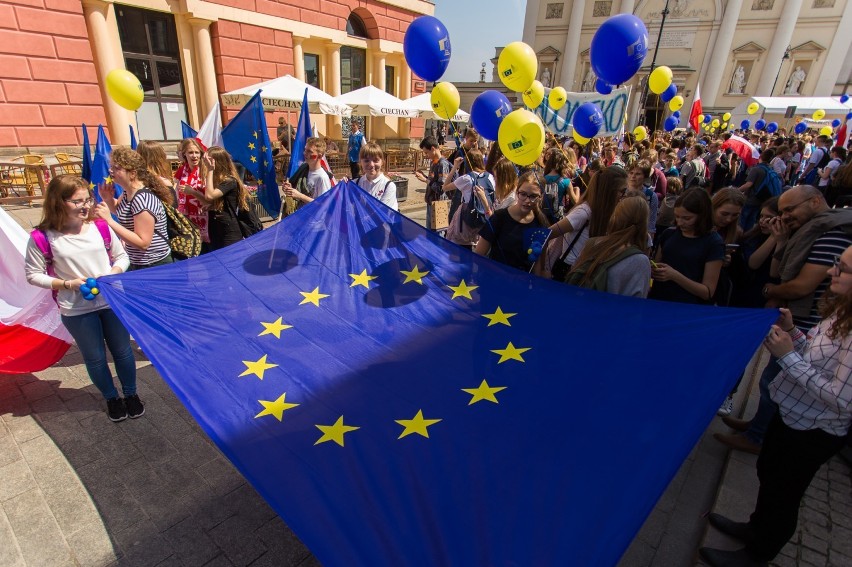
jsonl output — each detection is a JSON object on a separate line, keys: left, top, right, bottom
{"left": 780, "top": 198, "right": 811, "bottom": 215}
{"left": 832, "top": 256, "right": 852, "bottom": 275}
{"left": 65, "top": 198, "right": 94, "bottom": 208}
{"left": 516, "top": 190, "right": 541, "bottom": 202}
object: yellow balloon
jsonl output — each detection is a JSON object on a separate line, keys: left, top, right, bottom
{"left": 648, "top": 66, "right": 673, "bottom": 95}
{"left": 711, "top": 127, "right": 717, "bottom": 133}
{"left": 573, "top": 132, "right": 590, "bottom": 145}
{"left": 820, "top": 126, "right": 833, "bottom": 136}
{"left": 668, "top": 96, "right": 684, "bottom": 112}
{"left": 522, "top": 80, "right": 545, "bottom": 109}
{"left": 548, "top": 86, "right": 567, "bottom": 111}
{"left": 813, "top": 109, "right": 826, "bottom": 121}
{"left": 697, "top": 114, "right": 705, "bottom": 124}
{"left": 498, "top": 109, "right": 545, "bottom": 166}
{"left": 711, "top": 118, "right": 720, "bottom": 128}
{"left": 105, "top": 69, "right": 144, "bottom": 111}
{"left": 497, "top": 42, "right": 538, "bottom": 92}
{"left": 430, "top": 82, "right": 460, "bottom": 120}
{"left": 747, "top": 102, "right": 759, "bottom": 115}
{"left": 722, "top": 112, "right": 732, "bottom": 121}
{"left": 633, "top": 125, "right": 647, "bottom": 142}
{"left": 722, "top": 122, "right": 728, "bottom": 130}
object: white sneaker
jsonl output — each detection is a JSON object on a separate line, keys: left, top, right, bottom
{"left": 717, "top": 396, "right": 734, "bottom": 417}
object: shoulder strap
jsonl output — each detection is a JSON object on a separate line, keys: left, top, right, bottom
{"left": 559, "top": 219, "right": 589, "bottom": 261}
{"left": 30, "top": 228, "right": 52, "bottom": 263}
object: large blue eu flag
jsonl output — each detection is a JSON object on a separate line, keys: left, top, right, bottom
{"left": 99, "top": 185, "right": 776, "bottom": 566}
{"left": 222, "top": 90, "right": 281, "bottom": 218}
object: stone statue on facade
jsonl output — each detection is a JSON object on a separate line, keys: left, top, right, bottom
{"left": 785, "top": 66, "right": 806, "bottom": 95}
{"left": 729, "top": 65, "right": 746, "bottom": 94}
{"left": 582, "top": 68, "right": 595, "bottom": 92}
{"left": 540, "top": 66, "right": 552, "bottom": 88}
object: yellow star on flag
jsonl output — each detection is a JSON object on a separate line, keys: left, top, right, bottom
{"left": 88, "top": 182, "right": 95, "bottom": 191}
{"left": 400, "top": 265, "right": 429, "bottom": 284}
{"left": 482, "top": 307, "right": 517, "bottom": 327}
{"left": 448, "top": 279, "right": 478, "bottom": 300}
{"left": 396, "top": 409, "right": 442, "bottom": 439}
{"left": 248, "top": 142, "right": 256, "bottom": 150}
{"left": 462, "top": 380, "right": 507, "bottom": 405}
{"left": 250, "top": 155, "right": 257, "bottom": 163}
{"left": 103, "top": 175, "right": 113, "bottom": 185}
{"left": 490, "top": 342, "right": 531, "bottom": 364}
{"left": 253, "top": 131, "right": 259, "bottom": 139}
{"left": 315, "top": 416, "right": 360, "bottom": 447}
{"left": 349, "top": 269, "right": 378, "bottom": 288}
{"left": 255, "top": 393, "right": 299, "bottom": 421}
{"left": 263, "top": 160, "right": 268, "bottom": 168}
{"left": 258, "top": 317, "right": 293, "bottom": 339}
{"left": 300, "top": 287, "right": 330, "bottom": 306}
{"left": 261, "top": 145, "right": 268, "bottom": 152}
{"left": 239, "top": 354, "right": 278, "bottom": 380}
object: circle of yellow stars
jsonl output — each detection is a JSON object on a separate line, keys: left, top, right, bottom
{"left": 237, "top": 262, "right": 531, "bottom": 447}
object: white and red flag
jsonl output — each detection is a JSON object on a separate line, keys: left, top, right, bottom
{"left": 0, "top": 206, "right": 72, "bottom": 374}
{"left": 722, "top": 135, "right": 761, "bottom": 168}
{"left": 197, "top": 102, "right": 224, "bottom": 151}
{"left": 689, "top": 83, "right": 702, "bottom": 132}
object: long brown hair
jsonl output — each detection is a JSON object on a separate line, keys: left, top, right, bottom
{"left": 178, "top": 138, "right": 204, "bottom": 169}
{"left": 110, "top": 147, "right": 173, "bottom": 205}
{"left": 820, "top": 288, "right": 852, "bottom": 339}
{"left": 37, "top": 175, "right": 91, "bottom": 232}
{"left": 711, "top": 187, "right": 745, "bottom": 245}
{"left": 568, "top": 195, "right": 650, "bottom": 287}
{"left": 834, "top": 162, "right": 852, "bottom": 190}
{"left": 580, "top": 166, "right": 626, "bottom": 237}
{"left": 517, "top": 171, "right": 550, "bottom": 227}
{"left": 205, "top": 146, "right": 249, "bottom": 211}
{"left": 137, "top": 140, "right": 173, "bottom": 184}
{"left": 492, "top": 158, "right": 517, "bottom": 203}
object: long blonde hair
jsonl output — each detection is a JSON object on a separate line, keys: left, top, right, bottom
{"left": 492, "top": 158, "right": 517, "bottom": 203}
{"left": 205, "top": 146, "right": 249, "bottom": 211}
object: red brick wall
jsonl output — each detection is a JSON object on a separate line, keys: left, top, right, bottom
{"left": 0, "top": 0, "right": 106, "bottom": 148}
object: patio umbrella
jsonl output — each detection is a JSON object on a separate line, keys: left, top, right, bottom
{"left": 221, "top": 75, "right": 352, "bottom": 116}
{"left": 404, "top": 93, "right": 470, "bottom": 122}
{"left": 336, "top": 86, "right": 420, "bottom": 118}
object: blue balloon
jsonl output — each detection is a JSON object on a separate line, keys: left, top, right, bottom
{"left": 795, "top": 122, "right": 807, "bottom": 134}
{"left": 86, "top": 277, "right": 97, "bottom": 288}
{"left": 470, "top": 90, "right": 511, "bottom": 141}
{"left": 766, "top": 122, "right": 778, "bottom": 133}
{"left": 847, "top": 112, "right": 852, "bottom": 120}
{"left": 664, "top": 116, "right": 678, "bottom": 132}
{"left": 741, "top": 119, "right": 751, "bottom": 130}
{"left": 660, "top": 83, "right": 677, "bottom": 103}
{"left": 572, "top": 102, "right": 604, "bottom": 138}
{"left": 590, "top": 14, "right": 648, "bottom": 86}
{"left": 703, "top": 114, "right": 712, "bottom": 124}
{"left": 841, "top": 94, "right": 849, "bottom": 103}
{"left": 595, "top": 78, "right": 612, "bottom": 95}
{"left": 673, "top": 110, "right": 681, "bottom": 118}
{"left": 832, "top": 119, "right": 841, "bottom": 128}
{"left": 755, "top": 119, "right": 766, "bottom": 130}
{"left": 403, "top": 16, "right": 451, "bottom": 82}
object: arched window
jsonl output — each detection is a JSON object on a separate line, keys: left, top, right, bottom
{"left": 347, "top": 13, "right": 368, "bottom": 38}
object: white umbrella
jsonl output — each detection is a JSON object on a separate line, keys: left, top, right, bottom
{"left": 404, "top": 93, "right": 470, "bottom": 123}
{"left": 221, "top": 75, "right": 351, "bottom": 116}
{"left": 336, "top": 85, "right": 420, "bottom": 118}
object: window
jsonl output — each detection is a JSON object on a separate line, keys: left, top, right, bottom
{"left": 385, "top": 66, "right": 395, "bottom": 96}
{"left": 116, "top": 6, "right": 187, "bottom": 141}
{"left": 305, "top": 54, "right": 320, "bottom": 89}
{"left": 340, "top": 46, "right": 366, "bottom": 94}
{"left": 346, "top": 13, "right": 368, "bottom": 38}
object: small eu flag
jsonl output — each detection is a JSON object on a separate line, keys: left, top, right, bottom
{"left": 222, "top": 90, "right": 281, "bottom": 218}
{"left": 99, "top": 185, "right": 776, "bottom": 566}
{"left": 90, "top": 124, "right": 121, "bottom": 201}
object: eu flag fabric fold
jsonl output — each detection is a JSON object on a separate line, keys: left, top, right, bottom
{"left": 222, "top": 90, "right": 281, "bottom": 217}
{"left": 80, "top": 123, "right": 92, "bottom": 183}
{"left": 99, "top": 186, "right": 776, "bottom": 567}
{"left": 286, "top": 88, "right": 311, "bottom": 178}
{"left": 91, "top": 124, "right": 121, "bottom": 201}
{"left": 129, "top": 125, "right": 138, "bottom": 150}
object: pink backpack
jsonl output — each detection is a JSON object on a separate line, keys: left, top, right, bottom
{"left": 31, "top": 219, "right": 112, "bottom": 303}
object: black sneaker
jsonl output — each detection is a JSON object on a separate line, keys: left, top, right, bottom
{"left": 124, "top": 394, "right": 145, "bottom": 419}
{"left": 107, "top": 397, "right": 127, "bottom": 422}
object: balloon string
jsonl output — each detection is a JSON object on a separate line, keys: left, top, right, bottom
{"left": 436, "top": 97, "right": 474, "bottom": 174}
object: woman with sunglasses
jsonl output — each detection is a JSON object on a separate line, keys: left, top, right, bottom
{"left": 700, "top": 246, "right": 852, "bottom": 567}
{"left": 25, "top": 175, "right": 137, "bottom": 422}
{"left": 475, "top": 171, "right": 549, "bottom": 272}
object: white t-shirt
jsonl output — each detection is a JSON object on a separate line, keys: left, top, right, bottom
{"left": 770, "top": 157, "right": 787, "bottom": 178}
{"left": 356, "top": 173, "right": 398, "bottom": 210}
{"left": 307, "top": 168, "right": 332, "bottom": 199}
{"left": 561, "top": 202, "right": 591, "bottom": 266}
{"left": 821, "top": 158, "right": 841, "bottom": 187}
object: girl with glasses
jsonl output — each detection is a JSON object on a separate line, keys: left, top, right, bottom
{"left": 25, "top": 175, "right": 137, "bottom": 422}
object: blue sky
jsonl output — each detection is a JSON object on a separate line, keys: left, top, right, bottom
{"left": 433, "top": 0, "right": 526, "bottom": 83}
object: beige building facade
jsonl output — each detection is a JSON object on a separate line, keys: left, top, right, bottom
{"left": 523, "top": 0, "right": 852, "bottom": 127}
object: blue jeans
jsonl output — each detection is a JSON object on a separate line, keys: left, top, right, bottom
{"left": 744, "top": 355, "right": 781, "bottom": 445}
{"left": 61, "top": 308, "right": 136, "bottom": 400}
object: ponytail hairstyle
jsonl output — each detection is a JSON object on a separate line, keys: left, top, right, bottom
{"left": 205, "top": 146, "right": 249, "bottom": 212}
{"left": 38, "top": 175, "right": 91, "bottom": 232}
{"left": 110, "top": 147, "right": 171, "bottom": 205}
{"left": 516, "top": 170, "right": 550, "bottom": 227}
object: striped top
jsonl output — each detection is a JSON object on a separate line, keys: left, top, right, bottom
{"left": 794, "top": 228, "right": 852, "bottom": 330}
{"left": 116, "top": 189, "right": 171, "bottom": 266}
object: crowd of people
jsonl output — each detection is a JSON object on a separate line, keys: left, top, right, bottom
{"left": 20, "top": 120, "right": 852, "bottom": 567}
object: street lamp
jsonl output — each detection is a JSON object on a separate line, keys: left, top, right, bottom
{"left": 772, "top": 45, "right": 792, "bottom": 95}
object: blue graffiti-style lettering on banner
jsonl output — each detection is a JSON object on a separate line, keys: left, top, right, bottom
{"left": 532, "top": 87, "right": 631, "bottom": 137}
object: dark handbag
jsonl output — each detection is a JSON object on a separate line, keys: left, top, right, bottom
{"left": 225, "top": 197, "right": 263, "bottom": 239}
{"left": 551, "top": 220, "right": 588, "bottom": 282}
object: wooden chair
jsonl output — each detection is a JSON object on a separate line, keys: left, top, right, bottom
{"left": 55, "top": 152, "right": 82, "bottom": 163}
{"left": 0, "top": 162, "right": 44, "bottom": 199}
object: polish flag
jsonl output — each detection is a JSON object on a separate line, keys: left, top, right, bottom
{"left": 197, "top": 102, "right": 224, "bottom": 151}
{"left": 689, "top": 84, "right": 702, "bottom": 132}
{"left": 0, "top": 206, "right": 72, "bottom": 374}
{"left": 838, "top": 115, "right": 852, "bottom": 147}
{"left": 722, "top": 135, "right": 761, "bottom": 168}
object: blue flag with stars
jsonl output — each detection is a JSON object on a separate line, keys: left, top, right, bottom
{"left": 286, "top": 87, "right": 311, "bottom": 178}
{"left": 222, "top": 90, "right": 281, "bottom": 218}
{"left": 90, "top": 124, "right": 122, "bottom": 202}
{"left": 98, "top": 185, "right": 776, "bottom": 567}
